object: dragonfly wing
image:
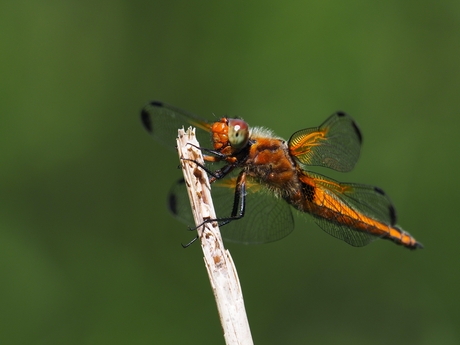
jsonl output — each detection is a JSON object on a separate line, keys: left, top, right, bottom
{"left": 300, "top": 171, "right": 396, "bottom": 247}
{"left": 288, "top": 112, "right": 362, "bottom": 172}
{"left": 168, "top": 176, "right": 294, "bottom": 244}
{"left": 214, "top": 177, "right": 294, "bottom": 244}
{"left": 168, "top": 178, "right": 195, "bottom": 225}
{"left": 313, "top": 217, "right": 376, "bottom": 247}
{"left": 141, "top": 101, "right": 212, "bottom": 150}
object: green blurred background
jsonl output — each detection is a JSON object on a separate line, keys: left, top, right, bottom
{"left": 1, "top": 1, "right": 459, "bottom": 344}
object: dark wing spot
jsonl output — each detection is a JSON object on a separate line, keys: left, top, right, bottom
{"left": 388, "top": 204, "right": 397, "bottom": 226}
{"left": 374, "top": 186, "right": 385, "bottom": 195}
{"left": 141, "top": 109, "right": 152, "bottom": 133}
{"left": 168, "top": 178, "right": 186, "bottom": 215}
{"left": 150, "top": 100, "right": 164, "bottom": 107}
{"left": 335, "top": 111, "right": 363, "bottom": 144}
{"left": 352, "top": 120, "right": 363, "bottom": 144}
{"left": 374, "top": 187, "right": 398, "bottom": 225}
{"left": 141, "top": 101, "right": 165, "bottom": 133}
{"left": 168, "top": 193, "right": 177, "bottom": 215}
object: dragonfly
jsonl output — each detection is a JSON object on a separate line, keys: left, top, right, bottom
{"left": 141, "top": 101, "right": 422, "bottom": 250}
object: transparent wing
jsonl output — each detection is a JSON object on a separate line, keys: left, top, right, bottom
{"left": 299, "top": 171, "right": 397, "bottom": 247}
{"left": 168, "top": 175, "right": 295, "bottom": 244}
{"left": 288, "top": 111, "right": 362, "bottom": 172}
{"left": 141, "top": 101, "right": 212, "bottom": 150}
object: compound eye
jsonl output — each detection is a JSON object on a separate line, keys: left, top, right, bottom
{"left": 228, "top": 118, "right": 249, "bottom": 150}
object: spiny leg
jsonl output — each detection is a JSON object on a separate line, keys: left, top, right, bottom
{"left": 182, "top": 171, "right": 247, "bottom": 247}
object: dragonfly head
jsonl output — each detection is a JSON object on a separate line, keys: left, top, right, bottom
{"left": 211, "top": 118, "right": 250, "bottom": 154}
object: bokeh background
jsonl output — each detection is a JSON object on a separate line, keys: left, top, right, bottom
{"left": 1, "top": 1, "right": 459, "bottom": 344}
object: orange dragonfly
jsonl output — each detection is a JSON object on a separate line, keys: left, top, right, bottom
{"left": 141, "top": 101, "right": 422, "bottom": 250}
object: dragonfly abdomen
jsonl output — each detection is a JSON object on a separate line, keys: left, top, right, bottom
{"left": 296, "top": 182, "right": 422, "bottom": 249}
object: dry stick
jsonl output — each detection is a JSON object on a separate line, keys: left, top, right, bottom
{"left": 176, "top": 127, "right": 254, "bottom": 345}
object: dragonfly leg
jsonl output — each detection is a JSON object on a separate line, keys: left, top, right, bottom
{"left": 181, "top": 157, "right": 236, "bottom": 181}
{"left": 180, "top": 168, "right": 247, "bottom": 248}
{"left": 186, "top": 143, "right": 228, "bottom": 160}
{"left": 181, "top": 234, "right": 199, "bottom": 248}
{"left": 188, "top": 171, "right": 247, "bottom": 232}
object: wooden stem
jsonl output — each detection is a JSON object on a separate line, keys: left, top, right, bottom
{"left": 176, "top": 127, "right": 254, "bottom": 345}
